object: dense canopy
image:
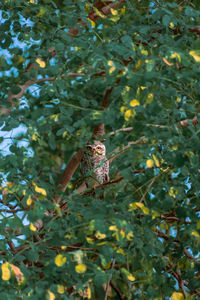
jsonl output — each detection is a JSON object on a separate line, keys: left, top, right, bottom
{"left": 0, "top": 0, "right": 200, "bottom": 299}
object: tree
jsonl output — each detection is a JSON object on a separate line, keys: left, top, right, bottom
{"left": 0, "top": 0, "right": 200, "bottom": 298}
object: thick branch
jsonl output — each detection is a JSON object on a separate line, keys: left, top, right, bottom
{"left": 54, "top": 149, "right": 83, "bottom": 203}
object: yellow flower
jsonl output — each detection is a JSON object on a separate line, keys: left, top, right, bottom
{"left": 169, "top": 187, "right": 178, "bottom": 198}
{"left": 110, "top": 8, "right": 118, "bottom": 15}
{"left": 31, "top": 133, "right": 38, "bottom": 141}
{"left": 130, "top": 99, "right": 140, "bottom": 107}
{"left": 1, "top": 262, "right": 11, "bottom": 281}
{"left": 109, "top": 225, "right": 117, "bottom": 231}
{"left": 146, "top": 159, "right": 154, "bottom": 168}
{"left": 95, "top": 231, "right": 106, "bottom": 239}
{"left": 55, "top": 254, "right": 67, "bottom": 267}
{"left": 141, "top": 49, "right": 148, "bottom": 56}
{"left": 124, "top": 109, "right": 132, "bottom": 121}
{"left": 109, "top": 67, "right": 115, "bottom": 73}
{"left": 57, "top": 285, "right": 65, "bottom": 294}
{"left": 120, "top": 106, "right": 126, "bottom": 113}
{"left": 169, "top": 22, "right": 175, "bottom": 29}
{"left": 75, "top": 264, "right": 87, "bottom": 274}
{"left": 171, "top": 292, "right": 184, "bottom": 300}
{"left": 35, "top": 58, "right": 46, "bottom": 68}
{"left": 107, "top": 60, "right": 116, "bottom": 73}
{"left": 61, "top": 245, "right": 67, "bottom": 250}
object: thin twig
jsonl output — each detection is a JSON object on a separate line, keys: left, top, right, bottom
{"left": 109, "top": 136, "right": 147, "bottom": 163}
{"left": 104, "top": 259, "right": 116, "bottom": 300}
{"left": 109, "top": 127, "right": 133, "bottom": 136}
{"left": 110, "top": 281, "right": 124, "bottom": 299}
{"left": 139, "top": 176, "right": 157, "bottom": 203}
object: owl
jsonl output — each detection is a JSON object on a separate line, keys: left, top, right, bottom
{"left": 80, "top": 140, "right": 109, "bottom": 187}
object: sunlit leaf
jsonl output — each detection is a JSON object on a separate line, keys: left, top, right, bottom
{"left": 33, "top": 183, "right": 47, "bottom": 196}
{"left": 189, "top": 50, "right": 200, "bottom": 62}
{"left": 47, "top": 290, "right": 55, "bottom": 300}
{"left": 29, "top": 223, "right": 37, "bottom": 232}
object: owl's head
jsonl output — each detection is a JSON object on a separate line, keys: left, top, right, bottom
{"left": 85, "top": 141, "right": 106, "bottom": 158}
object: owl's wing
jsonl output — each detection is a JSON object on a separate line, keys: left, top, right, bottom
{"left": 102, "top": 160, "right": 109, "bottom": 183}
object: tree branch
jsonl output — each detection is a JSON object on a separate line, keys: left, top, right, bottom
{"left": 139, "top": 176, "right": 157, "bottom": 203}
{"left": 54, "top": 149, "right": 83, "bottom": 203}
{"left": 109, "top": 136, "right": 147, "bottom": 163}
{"left": 179, "top": 116, "right": 198, "bottom": 128}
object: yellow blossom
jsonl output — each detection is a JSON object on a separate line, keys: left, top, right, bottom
{"left": 146, "top": 159, "right": 154, "bottom": 168}
{"left": 75, "top": 264, "right": 87, "bottom": 273}
{"left": 120, "top": 106, "right": 126, "bottom": 113}
{"left": 124, "top": 109, "right": 133, "bottom": 121}
{"left": 95, "top": 231, "right": 106, "bottom": 239}
{"left": 36, "top": 58, "right": 46, "bottom": 68}
{"left": 55, "top": 254, "right": 67, "bottom": 267}
{"left": 110, "top": 8, "right": 118, "bottom": 15}
{"left": 171, "top": 292, "right": 184, "bottom": 300}
{"left": 1, "top": 262, "right": 11, "bottom": 281}
{"left": 57, "top": 285, "right": 65, "bottom": 294}
{"left": 109, "top": 225, "right": 117, "bottom": 231}
{"left": 130, "top": 99, "right": 140, "bottom": 107}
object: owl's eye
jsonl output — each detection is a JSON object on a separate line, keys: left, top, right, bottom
{"left": 96, "top": 146, "right": 102, "bottom": 151}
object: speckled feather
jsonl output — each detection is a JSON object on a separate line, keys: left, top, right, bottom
{"left": 80, "top": 140, "right": 109, "bottom": 187}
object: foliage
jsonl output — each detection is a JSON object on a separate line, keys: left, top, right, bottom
{"left": 0, "top": 0, "right": 200, "bottom": 299}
